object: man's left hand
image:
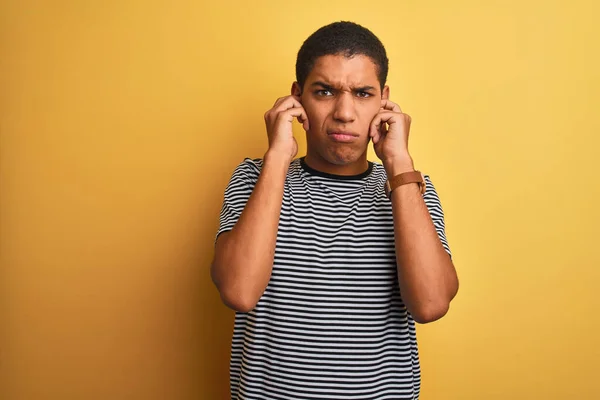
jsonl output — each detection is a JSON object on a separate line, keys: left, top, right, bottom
{"left": 369, "top": 100, "right": 415, "bottom": 175}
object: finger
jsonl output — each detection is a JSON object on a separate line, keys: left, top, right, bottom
{"left": 273, "top": 96, "right": 287, "bottom": 107}
{"left": 296, "top": 109, "right": 310, "bottom": 131}
{"left": 281, "top": 98, "right": 309, "bottom": 130}
{"left": 370, "top": 112, "right": 390, "bottom": 139}
{"left": 371, "top": 126, "right": 382, "bottom": 144}
{"left": 379, "top": 119, "right": 388, "bottom": 134}
{"left": 371, "top": 111, "right": 405, "bottom": 142}
{"left": 268, "top": 96, "right": 301, "bottom": 118}
{"left": 370, "top": 114, "right": 384, "bottom": 144}
{"left": 302, "top": 113, "right": 310, "bottom": 131}
{"left": 381, "top": 99, "right": 402, "bottom": 113}
{"left": 274, "top": 96, "right": 303, "bottom": 113}
{"left": 280, "top": 106, "right": 309, "bottom": 128}
{"left": 295, "top": 108, "right": 310, "bottom": 131}
{"left": 266, "top": 97, "right": 305, "bottom": 123}
{"left": 369, "top": 114, "right": 381, "bottom": 140}
{"left": 266, "top": 97, "right": 287, "bottom": 120}
{"left": 374, "top": 111, "right": 405, "bottom": 127}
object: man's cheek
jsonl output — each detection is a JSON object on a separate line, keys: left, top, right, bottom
{"left": 305, "top": 110, "right": 323, "bottom": 132}
{"left": 303, "top": 106, "right": 315, "bottom": 125}
{"left": 368, "top": 107, "right": 380, "bottom": 120}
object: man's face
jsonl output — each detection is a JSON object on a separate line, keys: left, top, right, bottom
{"left": 293, "top": 54, "right": 389, "bottom": 168}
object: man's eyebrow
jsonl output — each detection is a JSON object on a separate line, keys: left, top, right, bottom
{"left": 353, "top": 85, "right": 376, "bottom": 92}
{"left": 311, "top": 81, "right": 335, "bottom": 90}
{"left": 310, "top": 81, "right": 376, "bottom": 92}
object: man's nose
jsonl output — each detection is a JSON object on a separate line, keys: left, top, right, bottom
{"left": 333, "top": 93, "right": 356, "bottom": 123}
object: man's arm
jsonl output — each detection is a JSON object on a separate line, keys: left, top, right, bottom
{"left": 386, "top": 162, "right": 459, "bottom": 324}
{"left": 211, "top": 153, "right": 290, "bottom": 312}
{"left": 370, "top": 98, "right": 459, "bottom": 323}
{"left": 211, "top": 95, "right": 308, "bottom": 312}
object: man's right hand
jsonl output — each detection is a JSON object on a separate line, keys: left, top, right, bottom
{"left": 263, "top": 95, "right": 309, "bottom": 162}
{"left": 213, "top": 96, "right": 307, "bottom": 313}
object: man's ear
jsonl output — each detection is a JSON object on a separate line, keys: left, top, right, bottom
{"left": 291, "top": 82, "right": 302, "bottom": 97}
{"left": 382, "top": 85, "right": 390, "bottom": 100}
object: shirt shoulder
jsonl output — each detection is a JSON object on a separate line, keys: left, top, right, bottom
{"left": 232, "top": 157, "right": 263, "bottom": 182}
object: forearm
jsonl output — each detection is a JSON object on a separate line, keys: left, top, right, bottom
{"left": 387, "top": 167, "right": 458, "bottom": 323}
{"left": 212, "top": 152, "right": 289, "bottom": 312}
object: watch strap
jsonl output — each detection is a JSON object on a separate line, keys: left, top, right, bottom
{"left": 385, "top": 171, "right": 426, "bottom": 198}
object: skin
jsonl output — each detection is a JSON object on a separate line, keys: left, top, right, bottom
{"left": 292, "top": 54, "right": 389, "bottom": 175}
{"left": 211, "top": 54, "right": 459, "bottom": 322}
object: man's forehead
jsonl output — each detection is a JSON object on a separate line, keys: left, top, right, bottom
{"left": 307, "top": 54, "right": 379, "bottom": 88}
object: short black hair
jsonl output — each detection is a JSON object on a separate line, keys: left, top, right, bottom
{"left": 295, "top": 21, "right": 389, "bottom": 91}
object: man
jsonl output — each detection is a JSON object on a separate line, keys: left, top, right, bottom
{"left": 211, "top": 21, "right": 459, "bottom": 400}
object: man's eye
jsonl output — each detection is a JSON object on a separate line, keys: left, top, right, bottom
{"left": 357, "top": 91, "right": 371, "bottom": 98}
{"left": 316, "top": 90, "right": 333, "bottom": 96}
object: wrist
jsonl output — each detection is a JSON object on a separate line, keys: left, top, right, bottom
{"left": 264, "top": 150, "right": 292, "bottom": 170}
{"left": 383, "top": 155, "right": 415, "bottom": 177}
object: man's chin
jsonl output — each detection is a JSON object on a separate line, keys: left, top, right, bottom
{"left": 323, "top": 148, "right": 366, "bottom": 166}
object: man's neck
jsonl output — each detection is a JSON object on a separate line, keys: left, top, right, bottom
{"left": 303, "top": 152, "right": 370, "bottom": 177}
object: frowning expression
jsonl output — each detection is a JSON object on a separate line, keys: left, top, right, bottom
{"left": 293, "top": 54, "right": 389, "bottom": 170}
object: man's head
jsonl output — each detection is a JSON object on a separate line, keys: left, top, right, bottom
{"left": 295, "top": 21, "right": 389, "bottom": 92}
{"left": 292, "top": 21, "right": 390, "bottom": 173}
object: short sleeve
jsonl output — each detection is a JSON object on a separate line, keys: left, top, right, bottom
{"left": 423, "top": 175, "right": 452, "bottom": 258}
{"left": 216, "top": 158, "right": 262, "bottom": 241}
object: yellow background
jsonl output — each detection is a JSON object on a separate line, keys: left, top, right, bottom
{"left": 1, "top": 1, "right": 599, "bottom": 399}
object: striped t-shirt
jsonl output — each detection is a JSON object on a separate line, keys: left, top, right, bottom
{"left": 217, "top": 157, "right": 451, "bottom": 400}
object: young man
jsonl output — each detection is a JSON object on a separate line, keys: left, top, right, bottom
{"left": 211, "top": 21, "right": 459, "bottom": 400}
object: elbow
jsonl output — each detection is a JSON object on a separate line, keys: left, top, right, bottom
{"left": 211, "top": 260, "right": 262, "bottom": 313}
{"left": 411, "top": 281, "right": 459, "bottom": 324}
{"left": 219, "top": 289, "right": 258, "bottom": 313}
{"left": 410, "top": 302, "right": 450, "bottom": 324}
{"left": 211, "top": 270, "right": 258, "bottom": 313}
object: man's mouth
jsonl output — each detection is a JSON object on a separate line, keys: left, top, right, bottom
{"left": 328, "top": 131, "right": 359, "bottom": 143}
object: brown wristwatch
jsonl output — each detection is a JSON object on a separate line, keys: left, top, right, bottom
{"left": 384, "top": 171, "right": 426, "bottom": 199}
